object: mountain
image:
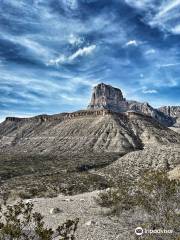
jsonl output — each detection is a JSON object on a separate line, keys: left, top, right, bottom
{"left": 0, "top": 83, "right": 180, "bottom": 240}
{"left": 88, "top": 83, "right": 175, "bottom": 127}
{"left": 0, "top": 83, "right": 180, "bottom": 155}
{"left": 158, "top": 106, "right": 180, "bottom": 118}
{"left": 158, "top": 106, "right": 180, "bottom": 128}
{"left": 1, "top": 109, "right": 179, "bottom": 155}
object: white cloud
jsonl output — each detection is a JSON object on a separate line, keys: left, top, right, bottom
{"left": 142, "top": 87, "right": 158, "bottom": 94}
{"left": 125, "top": 40, "right": 138, "bottom": 47}
{"left": 48, "top": 45, "right": 96, "bottom": 65}
{"left": 155, "top": 0, "right": 180, "bottom": 18}
{"left": 68, "top": 34, "right": 84, "bottom": 46}
{"left": 48, "top": 55, "right": 66, "bottom": 66}
{"left": 149, "top": 1, "right": 180, "bottom": 33}
{"left": 125, "top": 0, "right": 152, "bottom": 10}
{"left": 145, "top": 49, "right": 156, "bottom": 55}
{"left": 125, "top": 0, "right": 180, "bottom": 35}
{"left": 69, "top": 45, "right": 96, "bottom": 60}
{"left": 171, "top": 24, "right": 180, "bottom": 34}
{"left": 62, "top": 0, "right": 78, "bottom": 10}
{"left": 158, "top": 63, "right": 180, "bottom": 68}
{"left": 1, "top": 34, "right": 54, "bottom": 63}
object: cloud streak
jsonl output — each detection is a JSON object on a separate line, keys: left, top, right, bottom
{"left": 48, "top": 45, "right": 96, "bottom": 65}
{"left": 125, "top": 0, "right": 180, "bottom": 35}
{"left": 0, "top": 0, "right": 179, "bottom": 118}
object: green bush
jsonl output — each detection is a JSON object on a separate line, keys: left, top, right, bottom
{"left": 0, "top": 201, "right": 79, "bottom": 240}
{"left": 135, "top": 171, "right": 180, "bottom": 231}
{"left": 96, "top": 175, "right": 136, "bottom": 213}
{"left": 97, "top": 171, "right": 180, "bottom": 238}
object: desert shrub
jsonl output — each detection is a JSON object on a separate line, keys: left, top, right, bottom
{"left": 0, "top": 201, "right": 79, "bottom": 240}
{"left": 97, "top": 171, "right": 180, "bottom": 238}
{"left": 135, "top": 171, "right": 180, "bottom": 232}
{"left": 96, "top": 175, "right": 136, "bottom": 213}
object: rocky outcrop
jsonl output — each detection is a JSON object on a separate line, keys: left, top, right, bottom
{"left": 158, "top": 106, "right": 180, "bottom": 118}
{"left": 158, "top": 106, "right": 180, "bottom": 128}
{"left": 87, "top": 83, "right": 128, "bottom": 112}
{"left": 87, "top": 83, "right": 174, "bottom": 127}
{"left": 4, "top": 110, "right": 116, "bottom": 123}
{"left": 127, "top": 101, "right": 174, "bottom": 127}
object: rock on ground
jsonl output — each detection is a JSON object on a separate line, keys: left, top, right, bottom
{"left": 32, "top": 191, "right": 136, "bottom": 240}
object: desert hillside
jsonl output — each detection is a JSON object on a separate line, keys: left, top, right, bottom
{"left": 0, "top": 83, "right": 180, "bottom": 240}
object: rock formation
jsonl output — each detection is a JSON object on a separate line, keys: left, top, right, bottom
{"left": 158, "top": 106, "right": 180, "bottom": 118}
{"left": 87, "top": 83, "right": 128, "bottom": 112}
{"left": 0, "top": 82, "right": 180, "bottom": 155}
{"left": 88, "top": 83, "right": 174, "bottom": 127}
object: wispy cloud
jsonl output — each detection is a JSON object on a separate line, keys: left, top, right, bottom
{"left": 142, "top": 87, "right": 158, "bottom": 94}
{"left": 69, "top": 45, "right": 96, "bottom": 60}
{"left": 145, "top": 49, "right": 156, "bottom": 55}
{"left": 48, "top": 45, "right": 96, "bottom": 65}
{"left": 125, "top": 0, "right": 180, "bottom": 35}
{"left": 0, "top": 0, "right": 179, "bottom": 118}
{"left": 158, "top": 63, "right": 180, "bottom": 68}
{"left": 171, "top": 24, "right": 180, "bottom": 34}
{"left": 68, "top": 34, "right": 84, "bottom": 46}
{"left": 125, "top": 40, "right": 138, "bottom": 47}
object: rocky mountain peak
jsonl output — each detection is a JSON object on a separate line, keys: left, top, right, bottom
{"left": 87, "top": 83, "right": 127, "bottom": 112}
{"left": 87, "top": 83, "right": 175, "bottom": 127}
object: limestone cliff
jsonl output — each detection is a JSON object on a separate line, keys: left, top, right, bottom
{"left": 87, "top": 83, "right": 174, "bottom": 126}
{"left": 87, "top": 83, "right": 128, "bottom": 112}
{"left": 158, "top": 106, "right": 180, "bottom": 118}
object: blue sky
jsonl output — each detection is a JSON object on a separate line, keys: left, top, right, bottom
{"left": 0, "top": 0, "right": 180, "bottom": 121}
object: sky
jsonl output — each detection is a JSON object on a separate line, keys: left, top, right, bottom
{"left": 0, "top": 0, "right": 180, "bottom": 122}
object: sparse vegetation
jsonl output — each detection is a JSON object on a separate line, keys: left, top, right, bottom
{"left": 0, "top": 153, "right": 120, "bottom": 202}
{"left": 0, "top": 201, "right": 79, "bottom": 240}
{"left": 97, "top": 171, "right": 180, "bottom": 239}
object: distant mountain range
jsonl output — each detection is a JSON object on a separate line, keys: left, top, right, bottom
{"left": 0, "top": 83, "right": 180, "bottom": 155}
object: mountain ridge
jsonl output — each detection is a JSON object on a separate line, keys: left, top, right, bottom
{"left": 0, "top": 83, "right": 180, "bottom": 155}
{"left": 2, "top": 83, "right": 180, "bottom": 128}
{"left": 88, "top": 83, "right": 178, "bottom": 127}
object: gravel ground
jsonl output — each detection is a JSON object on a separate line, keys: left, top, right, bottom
{"left": 31, "top": 190, "right": 136, "bottom": 240}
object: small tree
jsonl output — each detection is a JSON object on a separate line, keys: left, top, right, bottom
{"left": 0, "top": 201, "right": 79, "bottom": 240}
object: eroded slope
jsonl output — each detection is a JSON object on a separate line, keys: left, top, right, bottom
{"left": 0, "top": 111, "right": 180, "bottom": 155}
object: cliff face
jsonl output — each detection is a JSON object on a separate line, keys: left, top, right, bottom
{"left": 158, "top": 106, "right": 180, "bottom": 118}
{"left": 87, "top": 83, "right": 174, "bottom": 127}
{"left": 87, "top": 83, "right": 128, "bottom": 112}
{"left": 158, "top": 106, "right": 180, "bottom": 128}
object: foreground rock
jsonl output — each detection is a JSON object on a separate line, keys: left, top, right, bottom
{"left": 168, "top": 165, "right": 180, "bottom": 180}
{"left": 32, "top": 191, "right": 136, "bottom": 240}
